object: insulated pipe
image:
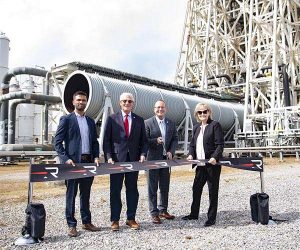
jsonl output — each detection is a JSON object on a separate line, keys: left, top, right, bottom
{"left": 282, "top": 64, "right": 291, "bottom": 107}
{"left": 8, "top": 100, "right": 45, "bottom": 144}
{"left": 0, "top": 143, "right": 53, "bottom": 152}
{"left": 0, "top": 92, "right": 61, "bottom": 144}
{"left": 44, "top": 72, "right": 51, "bottom": 143}
{"left": 0, "top": 67, "right": 48, "bottom": 144}
{"left": 62, "top": 71, "right": 244, "bottom": 131}
{"left": 2, "top": 67, "right": 47, "bottom": 85}
{"left": 0, "top": 91, "right": 61, "bottom": 102}
{"left": 0, "top": 84, "right": 9, "bottom": 144}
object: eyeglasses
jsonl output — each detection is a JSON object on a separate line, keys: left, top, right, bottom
{"left": 121, "top": 100, "right": 133, "bottom": 104}
{"left": 197, "top": 110, "right": 208, "bottom": 115}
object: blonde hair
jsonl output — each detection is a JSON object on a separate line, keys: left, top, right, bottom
{"left": 194, "top": 103, "right": 212, "bottom": 122}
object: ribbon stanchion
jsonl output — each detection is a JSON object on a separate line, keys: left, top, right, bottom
{"left": 30, "top": 157, "right": 263, "bottom": 183}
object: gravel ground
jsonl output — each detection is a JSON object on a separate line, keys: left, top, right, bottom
{"left": 0, "top": 162, "right": 299, "bottom": 249}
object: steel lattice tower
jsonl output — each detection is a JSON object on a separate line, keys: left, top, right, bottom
{"left": 175, "top": 0, "right": 300, "bottom": 150}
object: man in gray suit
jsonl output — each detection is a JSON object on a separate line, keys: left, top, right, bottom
{"left": 145, "top": 100, "right": 178, "bottom": 224}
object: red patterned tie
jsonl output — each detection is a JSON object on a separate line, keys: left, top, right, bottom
{"left": 124, "top": 114, "right": 129, "bottom": 137}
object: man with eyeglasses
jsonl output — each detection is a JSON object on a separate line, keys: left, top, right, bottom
{"left": 145, "top": 100, "right": 178, "bottom": 224}
{"left": 103, "top": 92, "right": 147, "bottom": 231}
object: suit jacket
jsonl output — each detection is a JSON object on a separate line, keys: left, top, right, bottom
{"left": 103, "top": 111, "right": 148, "bottom": 162}
{"left": 145, "top": 116, "right": 178, "bottom": 160}
{"left": 54, "top": 112, "right": 99, "bottom": 163}
{"left": 189, "top": 119, "right": 224, "bottom": 162}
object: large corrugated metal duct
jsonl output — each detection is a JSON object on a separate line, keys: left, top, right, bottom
{"left": 62, "top": 71, "right": 244, "bottom": 131}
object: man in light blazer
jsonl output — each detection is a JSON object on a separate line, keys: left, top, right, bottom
{"left": 103, "top": 92, "right": 148, "bottom": 231}
{"left": 145, "top": 100, "right": 178, "bottom": 224}
{"left": 54, "top": 91, "right": 100, "bottom": 237}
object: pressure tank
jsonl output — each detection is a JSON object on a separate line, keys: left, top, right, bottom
{"left": 0, "top": 32, "right": 10, "bottom": 83}
{"left": 62, "top": 71, "right": 244, "bottom": 131}
{"left": 15, "top": 79, "right": 35, "bottom": 144}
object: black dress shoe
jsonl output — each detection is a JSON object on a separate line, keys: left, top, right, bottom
{"left": 204, "top": 220, "right": 216, "bottom": 227}
{"left": 182, "top": 215, "right": 198, "bottom": 220}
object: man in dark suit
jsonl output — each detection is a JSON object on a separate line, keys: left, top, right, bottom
{"left": 54, "top": 91, "right": 100, "bottom": 237}
{"left": 145, "top": 100, "right": 178, "bottom": 224}
{"left": 103, "top": 92, "right": 147, "bottom": 231}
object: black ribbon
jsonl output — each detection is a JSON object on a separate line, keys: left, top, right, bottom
{"left": 29, "top": 157, "right": 263, "bottom": 182}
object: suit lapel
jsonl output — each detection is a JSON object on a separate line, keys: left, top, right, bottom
{"left": 71, "top": 113, "right": 80, "bottom": 134}
{"left": 153, "top": 116, "right": 162, "bottom": 137}
{"left": 164, "top": 118, "right": 170, "bottom": 143}
{"left": 194, "top": 125, "right": 201, "bottom": 139}
{"left": 86, "top": 116, "right": 92, "bottom": 144}
{"left": 116, "top": 111, "right": 127, "bottom": 137}
{"left": 202, "top": 123, "right": 210, "bottom": 141}
{"left": 116, "top": 111, "right": 124, "bottom": 128}
{"left": 130, "top": 113, "right": 136, "bottom": 137}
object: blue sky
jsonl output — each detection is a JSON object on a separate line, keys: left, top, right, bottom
{"left": 0, "top": 0, "right": 187, "bottom": 83}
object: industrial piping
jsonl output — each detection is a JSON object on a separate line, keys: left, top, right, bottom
{"left": 0, "top": 67, "right": 48, "bottom": 144}
{"left": 44, "top": 72, "right": 51, "bottom": 143}
{"left": 0, "top": 143, "right": 53, "bottom": 152}
{"left": 0, "top": 91, "right": 61, "bottom": 145}
{"left": 8, "top": 99, "right": 60, "bottom": 144}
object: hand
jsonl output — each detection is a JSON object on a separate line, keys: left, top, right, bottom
{"left": 94, "top": 158, "right": 100, "bottom": 167}
{"left": 139, "top": 155, "right": 146, "bottom": 163}
{"left": 187, "top": 155, "right": 193, "bottom": 160}
{"left": 166, "top": 152, "right": 173, "bottom": 160}
{"left": 208, "top": 157, "right": 217, "bottom": 165}
{"left": 108, "top": 158, "right": 115, "bottom": 164}
{"left": 66, "top": 159, "right": 75, "bottom": 166}
{"left": 157, "top": 137, "right": 164, "bottom": 144}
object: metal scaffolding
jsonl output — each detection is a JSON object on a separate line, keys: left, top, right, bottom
{"left": 175, "top": 0, "right": 300, "bottom": 151}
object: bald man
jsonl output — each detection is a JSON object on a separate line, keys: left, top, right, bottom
{"left": 145, "top": 100, "right": 178, "bottom": 224}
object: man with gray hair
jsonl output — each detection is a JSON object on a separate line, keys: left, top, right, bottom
{"left": 103, "top": 92, "right": 148, "bottom": 231}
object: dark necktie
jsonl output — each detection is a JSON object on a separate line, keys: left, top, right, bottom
{"left": 124, "top": 114, "right": 129, "bottom": 138}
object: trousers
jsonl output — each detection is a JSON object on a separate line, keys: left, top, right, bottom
{"left": 65, "top": 155, "right": 94, "bottom": 227}
{"left": 190, "top": 164, "right": 221, "bottom": 221}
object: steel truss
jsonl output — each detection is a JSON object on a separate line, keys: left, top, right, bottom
{"left": 175, "top": 0, "right": 300, "bottom": 150}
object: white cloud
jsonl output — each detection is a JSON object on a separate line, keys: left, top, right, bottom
{"left": 0, "top": 0, "right": 186, "bottom": 82}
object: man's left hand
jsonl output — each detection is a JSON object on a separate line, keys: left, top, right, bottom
{"left": 166, "top": 152, "right": 173, "bottom": 160}
{"left": 94, "top": 158, "right": 100, "bottom": 167}
{"left": 139, "top": 155, "right": 146, "bottom": 163}
{"left": 208, "top": 157, "right": 217, "bottom": 165}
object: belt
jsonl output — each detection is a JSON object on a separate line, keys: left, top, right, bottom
{"left": 81, "top": 154, "right": 92, "bottom": 161}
